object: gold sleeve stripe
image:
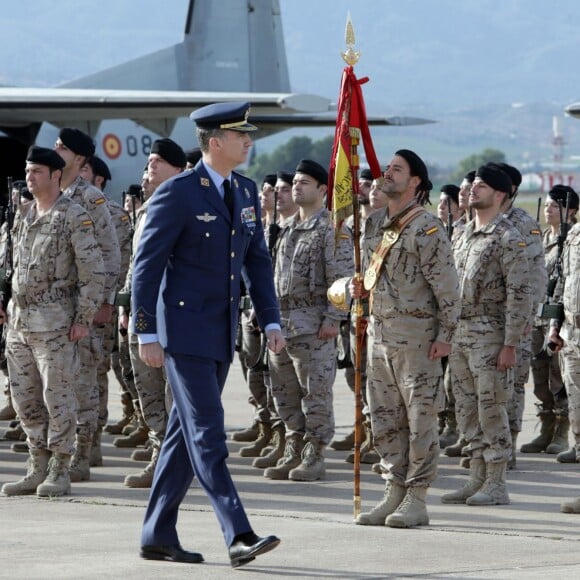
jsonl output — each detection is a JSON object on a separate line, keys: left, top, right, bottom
{"left": 94, "top": 198, "right": 106, "bottom": 205}
{"left": 82, "top": 219, "right": 93, "bottom": 226}
{"left": 339, "top": 233, "right": 350, "bottom": 240}
{"left": 530, "top": 229, "right": 541, "bottom": 235}
{"left": 425, "top": 226, "right": 439, "bottom": 235}
{"left": 121, "top": 215, "right": 129, "bottom": 221}
{"left": 517, "top": 241, "right": 526, "bottom": 247}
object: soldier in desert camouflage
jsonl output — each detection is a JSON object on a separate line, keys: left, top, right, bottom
{"left": 0, "top": 146, "right": 104, "bottom": 498}
{"left": 265, "top": 159, "right": 353, "bottom": 482}
{"left": 442, "top": 163, "right": 531, "bottom": 507}
{"left": 352, "top": 149, "right": 460, "bottom": 529}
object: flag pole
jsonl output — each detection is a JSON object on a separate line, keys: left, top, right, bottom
{"left": 341, "top": 16, "right": 364, "bottom": 520}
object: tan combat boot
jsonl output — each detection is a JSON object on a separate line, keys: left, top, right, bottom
{"left": 546, "top": 414, "right": 570, "bottom": 455}
{"left": 329, "top": 428, "right": 355, "bottom": 451}
{"left": 253, "top": 424, "right": 285, "bottom": 469}
{"left": 264, "top": 435, "right": 304, "bottom": 480}
{"left": 131, "top": 442, "right": 153, "bottom": 462}
{"left": 441, "top": 457, "right": 486, "bottom": 504}
{"left": 231, "top": 419, "right": 260, "bottom": 442}
{"left": 113, "top": 424, "right": 150, "bottom": 448}
{"left": 561, "top": 497, "right": 580, "bottom": 513}
{"left": 37, "top": 453, "right": 71, "bottom": 497}
{"left": 239, "top": 423, "right": 272, "bottom": 457}
{"left": 3, "top": 422, "right": 26, "bottom": 441}
{"left": 466, "top": 461, "right": 510, "bottom": 505}
{"left": 90, "top": 428, "right": 103, "bottom": 467}
{"left": 1, "top": 449, "right": 50, "bottom": 496}
{"left": 385, "top": 486, "right": 430, "bottom": 528}
{"left": 124, "top": 445, "right": 160, "bottom": 488}
{"left": 507, "top": 431, "right": 518, "bottom": 470}
{"left": 557, "top": 446, "right": 578, "bottom": 463}
{"left": 444, "top": 435, "right": 468, "bottom": 457}
{"left": 104, "top": 392, "right": 135, "bottom": 435}
{"left": 356, "top": 481, "right": 407, "bottom": 525}
{"left": 346, "top": 421, "right": 379, "bottom": 464}
{"left": 289, "top": 440, "right": 326, "bottom": 482}
{"left": 69, "top": 433, "right": 92, "bottom": 482}
{"left": 439, "top": 410, "right": 459, "bottom": 449}
{"left": 520, "top": 411, "right": 555, "bottom": 453}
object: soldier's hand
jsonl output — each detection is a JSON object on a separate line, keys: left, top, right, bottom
{"left": 349, "top": 277, "right": 369, "bottom": 300}
{"left": 69, "top": 324, "right": 89, "bottom": 341}
{"left": 93, "top": 303, "right": 114, "bottom": 324}
{"left": 139, "top": 341, "right": 165, "bottom": 368}
{"left": 266, "top": 329, "right": 285, "bottom": 354}
{"left": 0, "top": 306, "right": 6, "bottom": 325}
{"left": 496, "top": 345, "right": 516, "bottom": 371}
{"left": 428, "top": 341, "right": 451, "bottom": 360}
{"left": 318, "top": 322, "right": 340, "bottom": 340}
{"left": 119, "top": 311, "right": 129, "bottom": 331}
{"left": 548, "top": 328, "right": 564, "bottom": 352}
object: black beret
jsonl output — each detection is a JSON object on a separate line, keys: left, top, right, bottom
{"left": 59, "top": 128, "right": 95, "bottom": 157}
{"left": 295, "top": 159, "right": 328, "bottom": 186}
{"left": 185, "top": 148, "right": 202, "bottom": 166}
{"left": 495, "top": 162, "right": 522, "bottom": 188}
{"left": 26, "top": 145, "right": 66, "bottom": 170}
{"left": 464, "top": 170, "right": 476, "bottom": 184}
{"left": 549, "top": 184, "right": 579, "bottom": 210}
{"left": 440, "top": 184, "right": 460, "bottom": 204}
{"left": 151, "top": 138, "right": 187, "bottom": 169}
{"left": 90, "top": 155, "right": 111, "bottom": 181}
{"left": 360, "top": 168, "right": 373, "bottom": 181}
{"left": 190, "top": 101, "right": 257, "bottom": 132}
{"left": 262, "top": 174, "right": 277, "bottom": 187}
{"left": 395, "top": 149, "right": 429, "bottom": 183}
{"left": 276, "top": 171, "right": 294, "bottom": 185}
{"left": 475, "top": 163, "right": 512, "bottom": 194}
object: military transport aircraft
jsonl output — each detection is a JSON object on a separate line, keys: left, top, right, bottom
{"left": 0, "top": 0, "right": 432, "bottom": 197}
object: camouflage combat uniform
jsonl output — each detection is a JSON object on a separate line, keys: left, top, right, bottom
{"left": 555, "top": 224, "right": 580, "bottom": 458}
{"left": 62, "top": 177, "right": 121, "bottom": 439}
{"left": 530, "top": 229, "right": 566, "bottom": 414}
{"left": 450, "top": 214, "right": 531, "bottom": 463}
{"left": 6, "top": 197, "right": 104, "bottom": 454}
{"left": 503, "top": 207, "right": 546, "bottom": 434}
{"left": 364, "top": 203, "right": 460, "bottom": 488}
{"left": 268, "top": 207, "right": 353, "bottom": 446}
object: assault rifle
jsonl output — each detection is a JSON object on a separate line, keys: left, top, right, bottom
{"left": 0, "top": 177, "right": 16, "bottom": 366}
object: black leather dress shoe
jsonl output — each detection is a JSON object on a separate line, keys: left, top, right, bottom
{"left": 140, "top": 544, "right": 204, "bottom": 563}
{"left": 229, "top": 533, "right": 280, "bottom": 568}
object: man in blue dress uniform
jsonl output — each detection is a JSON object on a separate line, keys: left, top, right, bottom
{"left": 131, "top": 102, "right": 285, "bottom": 568}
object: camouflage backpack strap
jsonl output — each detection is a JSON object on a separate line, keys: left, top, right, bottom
{"left": 363, "top": 205, "right": 426, "bottom": 291}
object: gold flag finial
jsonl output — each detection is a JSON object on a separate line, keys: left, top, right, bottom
{"left": 341, "top": 12, "right": 360, "bottom": 66}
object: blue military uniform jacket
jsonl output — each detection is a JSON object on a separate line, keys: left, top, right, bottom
{"left": 130, "top": 161, "right": 280, "bottom": 362}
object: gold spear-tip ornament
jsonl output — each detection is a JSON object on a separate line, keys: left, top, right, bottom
{"left": 341, "top": 12, "right": 360, "bottom": 66}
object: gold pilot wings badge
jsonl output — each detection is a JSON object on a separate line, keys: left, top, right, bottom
{"left": 196, "top": 212, "right": 217, "bottom": 222}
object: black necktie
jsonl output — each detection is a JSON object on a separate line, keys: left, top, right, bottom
{"left": 223, "top": 179, "right": 233, "bottom": 218}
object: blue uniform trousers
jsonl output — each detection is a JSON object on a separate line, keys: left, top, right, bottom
{"left": 141, "top": 353, "right": 252, "bottom": 548}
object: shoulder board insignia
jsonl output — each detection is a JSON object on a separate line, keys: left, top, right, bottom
{"left": 200, "top": 177, "right": 210, "bottom": 187}
{"left": 233, "top": 178, "right": 239, "bottom": 188}
{"left": 244, "top": 187, "right": 250, "bottom": 199}
{"left": 94, "top": 197, "right": 106, "bottom": 205}
{"left": 121, "top": 215, "right": 129, "bottom": 221}
{"left": 82, "top": 219, "right": 93, "bottom": 226}
{"left": 530, "top": 229, "right": 541, "bottom": 235}
{"left": 425, "top": 226, "right": 439, "bottom": 235}
{"left": 517, "top": 241, "right": 526, "bottom": 247}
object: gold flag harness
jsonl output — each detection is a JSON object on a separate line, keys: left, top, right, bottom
{"left": 363, "top": 205, "right": 426, "bottom": 291}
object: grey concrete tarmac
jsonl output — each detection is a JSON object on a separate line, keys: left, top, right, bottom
{"left": 1, "top": 361, "right": 579, "bottom": 579}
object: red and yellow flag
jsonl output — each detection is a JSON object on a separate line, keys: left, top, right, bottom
{"left": 328, "top": 65, "right": 381, "bottom": 229}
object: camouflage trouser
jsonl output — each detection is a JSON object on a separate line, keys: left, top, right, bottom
{"left": 443, "top": 361, "right": 455, "bottom": 411}
{"left": 367, "top": 338, "right": 442, "bottom": 487}
{"left": 347, "top": 316, "right": 369, "bottom": 415}
{"left": 530, "top": 325, "right": 566, "bottom": 414}
{"left": 239, "top": 311, "right": 271, "bottom": 424}
{"left": 561, "top": 332, "right": 580, "bottom": 455}
{"left": 7, "top": 329, "right": 78, "bottom": 455}
{"left": 268, "top": 334, "right": 336, "bottom": 445}
{"left": 113, "top": 330, "right": 137, "bottom": 400}
{"left": 450, "top": 342, "right": 512, "bottom": 463}
{"left": 94, "top": 313, "right": 118, "bottom": 429}
{"left": 507, "top": 333, "right": 532, "bottom": 432}
{"left": 75, "top": 327, "right": 103, "bottom": 438}
{"left": 128, "top": 333, "right": 170, "bottom": 448}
